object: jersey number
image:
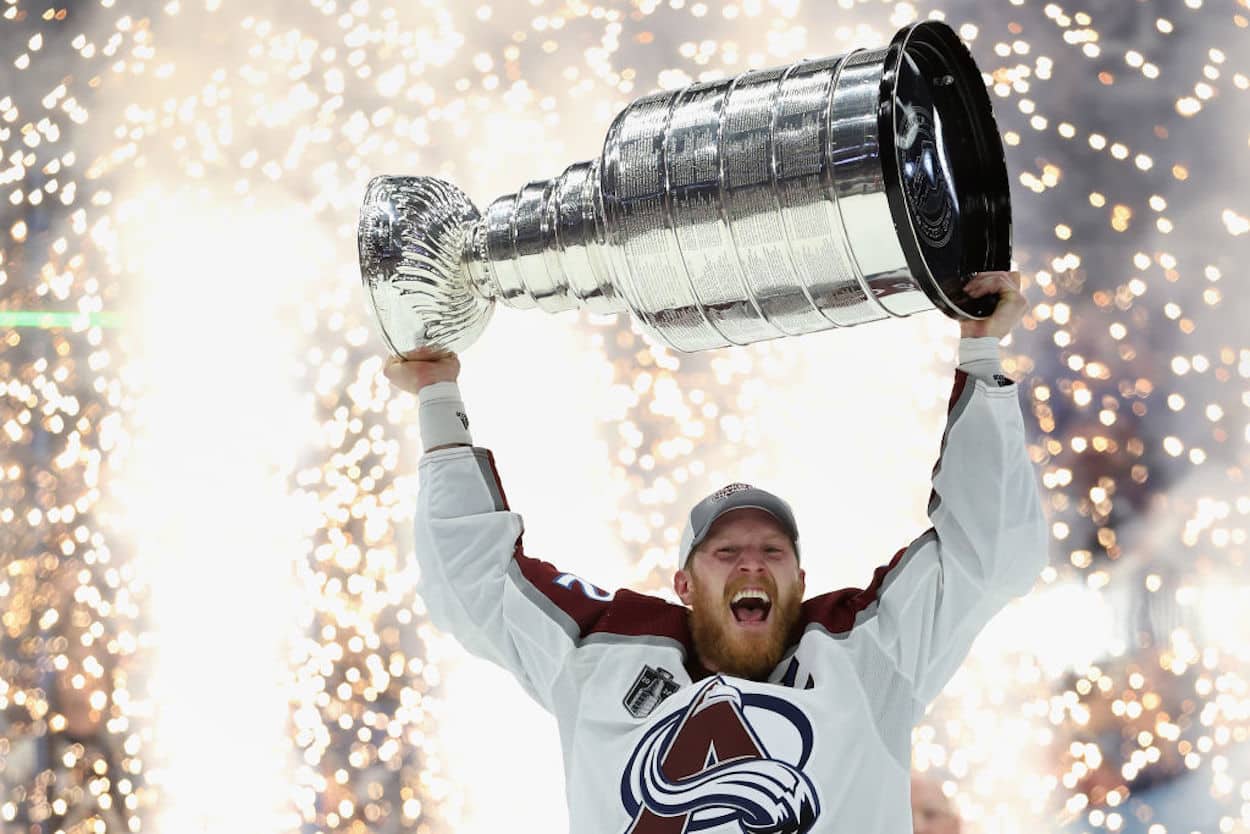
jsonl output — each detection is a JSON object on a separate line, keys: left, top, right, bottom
{"left": 554, "top": 572, "right": 613, "bottom": 602}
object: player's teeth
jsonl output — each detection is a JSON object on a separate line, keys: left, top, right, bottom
{"left": 731, "top": 589, "right": 770, "bottom": 604}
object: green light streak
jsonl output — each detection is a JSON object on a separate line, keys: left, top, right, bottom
{"left": 0, "top": 311, "right": 122, "bottom": 329}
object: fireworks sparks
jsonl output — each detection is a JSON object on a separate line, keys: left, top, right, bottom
{"left": 2, "top": 0, "right": 1249, "bottom": 832}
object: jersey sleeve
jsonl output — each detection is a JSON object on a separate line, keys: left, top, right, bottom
{"left": 861, "top": 370, "right": 1049, "bottom": 713}
{"left": 413, "top": 445, "right": 616, "bottom": 712}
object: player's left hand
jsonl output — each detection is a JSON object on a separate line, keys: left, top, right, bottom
{"left": 959, "top": 270, "right": 1028, "bottom": 340}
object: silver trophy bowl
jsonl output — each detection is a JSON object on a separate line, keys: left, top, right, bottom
{"left": 358, "top": 21, "right": 1010, "bottom": 356}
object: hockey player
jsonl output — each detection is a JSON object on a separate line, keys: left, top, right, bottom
{"left": 383, "top": 270, "right": 1046, "bottom": 833}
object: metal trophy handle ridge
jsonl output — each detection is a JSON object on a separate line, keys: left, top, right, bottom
{"left": 358, "top": 20, "right": 1011, "bottom": 357}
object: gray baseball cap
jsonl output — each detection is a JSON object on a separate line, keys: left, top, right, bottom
{"left": 679, "top": 482, "right": 800, "bottom": 567}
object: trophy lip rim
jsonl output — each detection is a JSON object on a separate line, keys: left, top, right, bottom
{"left": 878, "top": 20, "right": 1013, "bottom": 321}
{"left": 357, "top": 179, "right": 405, "bottom": 357}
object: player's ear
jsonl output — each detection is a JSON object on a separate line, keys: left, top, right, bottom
{"left": 674, "top": 563, "right": 694, "bottom": 606}
{"left": 799, "top": 567, "right": 806, "bottom": 596}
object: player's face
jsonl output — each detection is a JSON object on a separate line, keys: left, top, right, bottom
{"left": 674, "top": 508, "right": 805, "bottom": 681}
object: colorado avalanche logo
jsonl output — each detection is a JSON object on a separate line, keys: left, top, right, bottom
{"left": 620, "top": 676, "right": 820, "bottom": 833}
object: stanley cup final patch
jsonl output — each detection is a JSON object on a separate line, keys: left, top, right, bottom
{"left": 623, "top": 666, "right": 681, "bottom": 719}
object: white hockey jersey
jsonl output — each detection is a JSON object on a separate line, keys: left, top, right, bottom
{"left": 413, "top": 367, "right": 1048, "bottom": 833}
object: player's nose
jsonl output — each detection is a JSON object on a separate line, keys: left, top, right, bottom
{"left": 734, "top": 549, "right": 769, "bottom": 570}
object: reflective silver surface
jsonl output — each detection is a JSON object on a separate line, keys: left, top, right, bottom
{"left": 358, "top": 21, "right": 1010, "bottom": 357}
{"left": 358, "top": 176, "right": 493, "bottom": 356}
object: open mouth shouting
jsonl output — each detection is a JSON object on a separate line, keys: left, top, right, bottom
{"left": 729, "top": 588, "right": 772, "bottom": 629}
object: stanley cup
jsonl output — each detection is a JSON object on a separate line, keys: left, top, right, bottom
{"left": 357, "top": 21, "right": 1011, "bottom": 356}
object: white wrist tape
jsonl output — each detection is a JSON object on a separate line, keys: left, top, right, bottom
{"left": 957, "top": 336, "right": 1008, "bottom": 386}
{"left": 417, "top": 381, "right": 473, "bottom": 452}
{"left": 958, "top": 335, "right": 1003, "bottom": 365}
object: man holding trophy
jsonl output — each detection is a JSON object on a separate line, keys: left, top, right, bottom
{"left": 367, "top": 21, "right": 1048, "bottom": 833}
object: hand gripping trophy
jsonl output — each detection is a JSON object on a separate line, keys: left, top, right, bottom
{"left": 357, "top": 21, "right": 1011, "bottom": 356}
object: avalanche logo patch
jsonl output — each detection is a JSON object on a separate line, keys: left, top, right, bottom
{"left": 619, "top": 676, "right": 820, "bottom": 833}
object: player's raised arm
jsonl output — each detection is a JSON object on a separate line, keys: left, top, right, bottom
{"left": 860, "top": 271, "right": 1048, "bottom": 711}
{"left": 383, "top": 349, "right": 470, "bottom": 452}
{"left": 384, "top": 349, "right": 615, "bottom": 713}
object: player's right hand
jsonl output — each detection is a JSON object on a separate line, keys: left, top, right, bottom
{"left": 382, "top": 347, "right": 460, "bottom": 394}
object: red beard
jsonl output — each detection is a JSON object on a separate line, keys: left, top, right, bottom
{"left": 687, "top": 574, "right": 804, "bottom": 681}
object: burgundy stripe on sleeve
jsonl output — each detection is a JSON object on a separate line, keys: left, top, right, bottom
{"left": 799, "top": 544, "right": 909, "bottom": 635}
{"left": 929, "top": 367, "right": 977, "bottom": 517}
{"left": 509, "top": 541, "right": 696, "bottom": 643}
{"left": 947, "top": 369, "right": 970, "bottom": 413}
{"left": 800, "top": 368, "right": 969, "bottom": 635}
{"left": 477, "top": 448, "right": 698, "bottom": 651}
{"left": 589, "top": 588, "right": 695, "bottom": 641}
